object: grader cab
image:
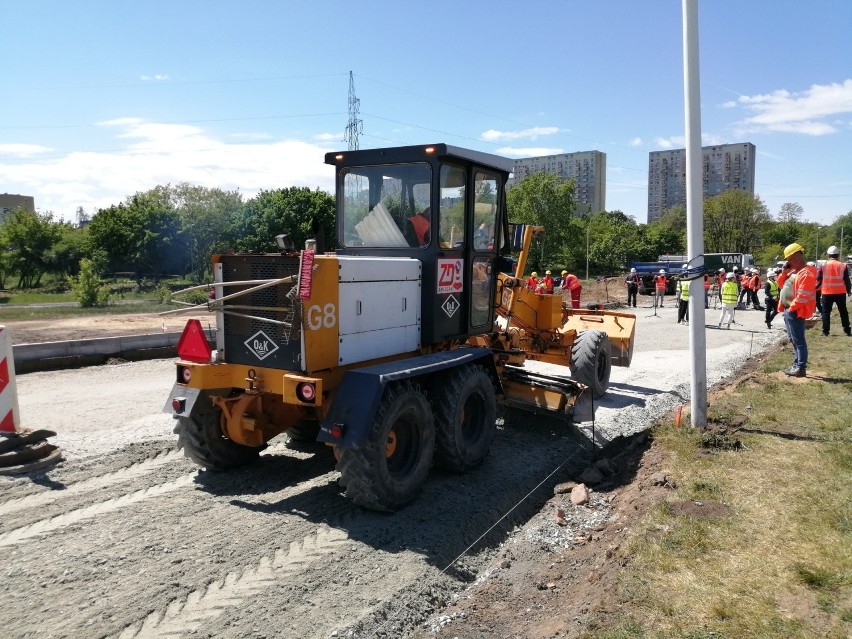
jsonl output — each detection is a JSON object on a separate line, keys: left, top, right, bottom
{"left": 164, "top": 143, "right": 635, "bottom": 511}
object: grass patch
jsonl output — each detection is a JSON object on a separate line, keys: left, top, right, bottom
{"left": 589, "top": 324, "right": 852, "bottom": 638}
{"left": 0, "top": 300, "right": 169, "bottom": 320}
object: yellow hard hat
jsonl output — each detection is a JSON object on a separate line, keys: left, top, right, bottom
{"left": 545, "top": 270, "right": 552, "bottom": 275}
{"left": 783, "top": 242, "right": 804, "bottom": 259}
{"left": 531, "top": 271, "right": 538, "bottom": 277}
{"left": 561, "top": 270, "right": 567, "bottom": 275}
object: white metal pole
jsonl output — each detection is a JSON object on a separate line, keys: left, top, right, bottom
{"left": 586, "top": 225, "right": 590, "bottom": 281}
{"left": 683, "top": 0, "right": 707, "bottom": 428}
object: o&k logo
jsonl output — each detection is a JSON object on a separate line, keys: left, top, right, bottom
{"left": 244, "top": 330, "right": 280, "bottom": 361}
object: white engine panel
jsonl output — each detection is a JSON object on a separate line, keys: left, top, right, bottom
{"left": 337, "top": 257, "right": 422, "bottom": 365}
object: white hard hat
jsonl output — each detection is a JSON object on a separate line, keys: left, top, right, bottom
{"left": 726, "top": 272, "right": 735, "bottom": 279}
{"left": 807, "top": 261, "right": 816, "bottom": 267}
{"left": 659, "top": 269, "right": 665, "bottom": 274}
{"left": 630, "top": 267, "right": 636, "bottom": 273}
{"left": 827, "top": 245, "right": 839, "bottom": 255}
{"left": 718, "top": 268, "right": 725, "bottom": 273}
{"left": 733, "top": 266, "right": 739, "bottom": 271}
{"left": 767, "top": 269, "right": 776, "bottom": 276}
{"left": 752, "top": 268, "right": 759, "bottom": 273}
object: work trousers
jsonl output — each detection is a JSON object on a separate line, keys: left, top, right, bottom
{"left": 655, "top": 290, "right": 665, "bottom": 307}
{"left": 570, "top": 287, "right": 581, "bottom": 309}
{"left": 738, "top": 287, "right": 750, "bottom": 307}
{"left": 749, "top": 289, "right": 762, "bottom": 309}
{"left": 704, "top": 289, "right": 709, "bottom": 309}
{"left": 626, "top": 285, "right": 637, "bottom": 307}
{"left": 719, "top": 303, "right": 736, "bottom": 327}
{"left": 765, "top": 298, "right": 778, "bottom": 327}
{"left": 784, "top": 310, "right": 808, "bottom": 368}
{"left": 821, "top": 293, "right": 851, "bottom": 334}
{"left": 677, "top": 299, "right": 689, "bottom": 323}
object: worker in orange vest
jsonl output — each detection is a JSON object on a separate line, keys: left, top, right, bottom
{"left": 780, "top": 243, "right": 817, "bottom": 377}
{"left": 749, "top": 268, "right": 764, "bottom": 311}
{"left": 703, "top": 272, "right": 711, "bottom": 309}
{"left": 715, "top": 268, "right": 726, "bottom": 308}
{"left": 818, "top": 246, "right": 851, "bottom": 336}
{"left": 654, "top": 270, "right": 667, "bottom": 307}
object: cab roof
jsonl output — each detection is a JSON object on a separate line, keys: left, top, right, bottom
{"left": 324, "top": 143, "right": 515, "bottom": 175}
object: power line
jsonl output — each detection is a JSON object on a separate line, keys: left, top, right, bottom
{"left": 343, "top": 71, "right": 363, "bottom": 151}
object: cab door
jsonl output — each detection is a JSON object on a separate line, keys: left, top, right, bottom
{"left": 467, "top": 168, "right": 501, "bottom": 335}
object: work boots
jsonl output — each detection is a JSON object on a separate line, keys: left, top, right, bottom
{"left": 784, "top": 365, "right": 806, "bottom": 378}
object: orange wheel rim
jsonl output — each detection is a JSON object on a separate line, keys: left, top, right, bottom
{"left": 385, "top": 430, "right": 398, "bottom": 457}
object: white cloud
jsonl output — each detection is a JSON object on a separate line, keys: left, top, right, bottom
{"left": 481, "top": 127, "right": 559, "bottom": 142}
{"left": 140, "top": 74, "right": 170, "bottom": 81}
{"left": 721, "top": 100, "right": 737, "bottom": 108}
{"left": 629, "top": 137, "right": 643, "bottom": 147}
{"left": 0, "top": 143, "right": 54, "bottom": 157}
{"left": 314, "top": 132, "right": 343, "bottom": 141}
{"left": 496, "top": 146, "right": 564, "bottom": 158}
{"left": 732, "top": 79, "right": 852, "bottom": 135}
{"left": 0, "top": 119, "right": 336, "bottom": 219}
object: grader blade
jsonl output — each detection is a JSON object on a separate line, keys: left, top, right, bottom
{"left": 500, "top": 366, "right": 594, "bottom": 422}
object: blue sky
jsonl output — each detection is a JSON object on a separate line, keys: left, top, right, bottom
{"left": 2, "top": 0, "right": 850, "bottom": 225}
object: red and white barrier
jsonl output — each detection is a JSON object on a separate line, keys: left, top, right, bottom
{"left": 0, "top": 325, "right": 21, "bottom": 433}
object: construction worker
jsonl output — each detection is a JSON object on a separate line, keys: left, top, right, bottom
{"left": 812, "top": 261, "right": 823, "bottom": 316}
{"left": 818, "top": 245, "right": 851, "bottom": 336}
{"left": 676, "top": 265, "right": 690, "bottom": 324}
{"left": 764, "top": 268, "right": 780, "bottom": 329}
{"left": 737, "top": 266, "right": 752, "bottom": 309}
{"left": 719, "top": 272, "right": 738, "bottom": 329}
{"left": 563, "top": 272, "right": 582, "bottom": 309}
{"left": 780, "top": 242, "right": 817, "bottom": 377}
{"left": 715, "top": 268, "right": 726, "bottom": 308}
{"left": 543, "top": 270, "right": 555, "bottom": 295}
{"left": 703, "top": 272, "right": 711, "bottom": 308}
{"left": 526, "top": 271, "right": 539, "bottom": 291}
{"left": 654, "top": 269, "right": 667, "bottom": 308}
{"left": 749, "top": 268, "right": 764, "bottom": 310}
{"left": 624, "top": 267, "right": 640, "bottom": 308}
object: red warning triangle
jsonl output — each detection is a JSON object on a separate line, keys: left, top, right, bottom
{"left": 176, "top": 320, "right": 212, "bottom": 363}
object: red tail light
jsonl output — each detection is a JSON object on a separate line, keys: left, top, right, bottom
{"left": 329, "top": 424, "right": 344, "bottom": 439}
{"left": 296, "top": 382, "right": 316, "bottom": 403}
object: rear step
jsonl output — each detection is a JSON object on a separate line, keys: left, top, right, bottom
{"left": 500, "top": 366, "right": 594, "bottom": 422}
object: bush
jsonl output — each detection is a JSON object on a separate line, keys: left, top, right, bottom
{"left": 73, "top": 259, "right": 111, "bottom": 307}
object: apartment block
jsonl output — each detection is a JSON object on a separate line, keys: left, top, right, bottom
{"left": 0, "top": 193, "right": 35, "bottom": 223}
{"left": 509, "top": 150, "right": 606, "bottom": 213}
{"left": 647, "top": 142, "right": 755, "bottom": 222}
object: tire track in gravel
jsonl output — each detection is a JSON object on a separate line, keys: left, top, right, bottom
{"left": 0, "top": 475, "right": 195, "bottom": 547}
{"left": 114, "top": 523, "right": 351, "bottom": 639}
{"left": 0, "top": 451, "right": 183, "bottom": 518}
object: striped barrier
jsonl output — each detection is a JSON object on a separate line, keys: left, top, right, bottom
{"left": 0, "top": 325, "right": 20, "bottom": 433}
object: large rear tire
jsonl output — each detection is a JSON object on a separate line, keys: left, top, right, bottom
{"left": 570, "top": 330, "right": 612, "bottom": 399}
{"left": 174, "top": 393, "right": 264, "bottom": 471}
{"left": 336, "top": 382, "right": 435, "bottom": 512}
{"left": 432, "top": 365, "right": 497, "bottom": 472}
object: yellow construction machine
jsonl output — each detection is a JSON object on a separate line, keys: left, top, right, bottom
{"left": 164, "top": 143, "right": 635, "bottom": 511}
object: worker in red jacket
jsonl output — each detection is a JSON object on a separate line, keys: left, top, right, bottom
{"left": 654, "top": 270, "right": 667, "bottom": 308}
{"left": 563, "top": 272, "right": 582, "bottom": 309}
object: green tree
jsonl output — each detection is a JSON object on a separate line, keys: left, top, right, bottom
{"left": 2, "top": 209, "right": 62, "bottom": 288}
{"left": 47, "top": 223, "right": 90, "bottom": 278}
{"left": 72, "top": 258, "right": 110, "bottom": 307}
{"left": 507, "top": 172, "right": 580, "bottom": 273}
{"left": 586, "top": 210, "right": 642, "bottom": 274}
{"left": 87, "top": 192, "right": 181, "bottom": 281}
{"left": 657, "top": 204, "right": 687, "bottom": 237}
{"left": 703, "top": 191, "right": 771, "bottom": 254}
{"left": 226, "top": 187, "right": 335, "bottom": 254}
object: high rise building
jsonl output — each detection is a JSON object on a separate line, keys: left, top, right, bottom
{"left": 647, "top": 142, "right": 755, "bottom": 222}
{"left": 0, "top": 193, "right": 35, "bottom": 223}
{"left": 508, "top": 150, "right": 606, "bottom": 213}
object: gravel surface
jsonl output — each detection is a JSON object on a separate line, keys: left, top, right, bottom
{"left": 1, "top": 300, "right": 783, "bottom": 638}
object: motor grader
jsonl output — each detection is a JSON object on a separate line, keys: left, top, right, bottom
{"left": 164, "top": 143, "right": 635, "bottom": 511}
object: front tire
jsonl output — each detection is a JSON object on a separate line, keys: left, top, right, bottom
{"left": 432, "top": 365, "right": 497, "bottom": 472}
{"left": 337, "top": 382, "right": 435, "bottom": 511}
{"left": 570, "top": 330, "right": 612, "bottom": 399}
{"left": 174, "top": 393, "right": 264, "bottom": 471}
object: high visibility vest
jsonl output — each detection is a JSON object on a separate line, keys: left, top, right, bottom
{"left": 789, "top": 265, "right": 817, "bottom": 317}
{"left": 655, "top": 275, "right": 667, "bottom": 291}
{"left": 565, "top": 274, "right": 581, "bottom": 291}
{"left": 526, "top": 276, "right": 538, "bottom": 290}
{"left": 716, "top": 274, "right": 725, "bottom": 289}
{"left": 721, "top": 281, "right": 739, "bottom": 304}
{"left": 752, "top": 275, "right": 761, "bottom": 290}
{"left": 678, "top": 280, "right": 690, "bottom": 301}
{"left": 703, "top": 275, "right": 711, "bottom": 290}
{"left": 822, "top": 259, "right": 848, "bottom": 295}
{"left": 767, "top": 279, "right": 779, "bottom": 298}
{"left": 544, "top": 276, "right": 555, "bottom": 294}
